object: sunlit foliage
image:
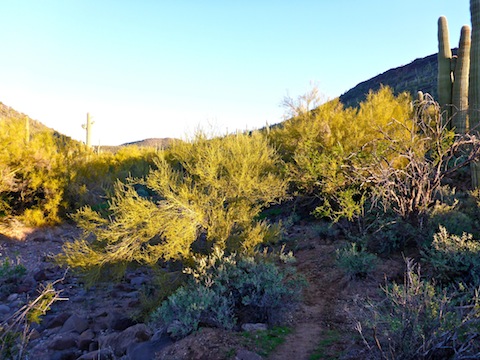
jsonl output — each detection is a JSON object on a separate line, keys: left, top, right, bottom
{"left": 269, "top": 86, "right": 414, "bottom": 220}
{"left": 59, "top": 131, "right": 287, "bottom": 279}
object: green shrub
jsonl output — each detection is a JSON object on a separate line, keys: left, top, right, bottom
{"left": 269, "top": 86, "right": 413, "bottom": 220}
{"left": 356, "top": 259, "right": 480, "bottom": 359}
{"left": 422, "top": 226, "right": 480, "bottom": 285}
{"left": 151, "top": 248, "right": 304, "bottom": 338}
{"left": 59, "top": 131, "right": 287, "bottom": 280}
{"left": 336, "top": 243, "right": 378, "bottom": 279}
{"left": 0, "top": 258, "right": 26, "bottom": 299}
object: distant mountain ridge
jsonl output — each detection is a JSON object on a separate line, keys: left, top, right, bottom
{"left": 339, "top": 49, "right": 457, "bottom": 108}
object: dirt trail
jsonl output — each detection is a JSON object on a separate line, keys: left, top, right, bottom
{"left": 268, "top": 227, "right": 350, "bottom": 360}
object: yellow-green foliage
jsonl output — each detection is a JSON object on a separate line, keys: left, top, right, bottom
{"left": 59, "top": 131, "right": 287, "bottom": 279}
{"left": 269, "top": 86, "right": 414, "bottom": 220}
{"left": 271, "top": 86, "right": 413, "bottom": 194}
{"left": 64, "top": 145, "right": 158, "bottom": 210}
{"left": 0, "top": 117, "right": 84, "bottom": 225}
{"left": 0, "top": 111, "right": 157, "bottom": 226}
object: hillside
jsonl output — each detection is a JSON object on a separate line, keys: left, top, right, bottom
{"left": 339, "top": 49, "right": 457, "bottom": 108}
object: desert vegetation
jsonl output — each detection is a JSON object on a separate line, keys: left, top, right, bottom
{"left": 2, "top": 3, "right": 480, "bottom": 358}
{"left": 2, "top": 84, "right": 480, "bottom": 359}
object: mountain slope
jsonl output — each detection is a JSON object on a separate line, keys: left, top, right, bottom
{"left": 339, "top": 50, "right": 456, "bottom": 108}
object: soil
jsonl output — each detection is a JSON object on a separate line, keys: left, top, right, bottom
{"left": 0, "top": 220, "right": 407, "bottom": 360}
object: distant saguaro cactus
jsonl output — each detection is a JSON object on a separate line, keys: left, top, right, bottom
{"left": 82, "top": 113, "right": 94, "bottom": 148}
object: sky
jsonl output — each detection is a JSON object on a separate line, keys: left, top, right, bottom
{"left": 0, "top": 1, "right": 471, "bottom": 146}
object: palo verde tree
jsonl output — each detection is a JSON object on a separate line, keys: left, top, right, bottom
{"left": 59, "top": 131, "right": 287, "bottom": 280}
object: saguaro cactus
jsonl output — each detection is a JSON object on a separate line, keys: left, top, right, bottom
{"left": 82, "top": 113, "right": 94, "bottom": 148}
{"left": 470, "top": 0, "right": 480, "bottom": 187}
{"left": 438, "top": 16, "right": 453, "bottom": 123}
{"left": 470, "top": 0, "right": 480, "bottom": 131}
{"left": 452, "top": 25, "right": 471, "bottom": 134}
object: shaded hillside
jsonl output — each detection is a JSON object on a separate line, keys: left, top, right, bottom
{"left": 0, "top": 102, "right": 80, "bottom": 147}
{"left": 339, "top": 49, "right": 457, "bottom": 108}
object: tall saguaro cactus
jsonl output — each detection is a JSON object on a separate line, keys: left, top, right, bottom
{"left": 452, "top": 25, "right": 471, "bottom": 134}
{"left": 470, "top": 0, "right": 480, "bottom": 130}
{"left": 470, "top": 0, "right": 480, "bottom": 187}
{"left": 438, "top": 16, "right": 453, "bottom": 123}
{"left": 82, "top": 113, "right": 94, "bottom": 148}
{"left": 438, "top": 3, "right": 480, "bottom": 187}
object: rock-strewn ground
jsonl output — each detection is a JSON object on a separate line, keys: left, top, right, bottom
{"left": 0, "top": 222, "right": 404, "bottom": 360}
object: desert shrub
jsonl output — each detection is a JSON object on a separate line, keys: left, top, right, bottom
{"left": 63, "top": 145, "right": 158, "bottom": 211}
{"left": 422, "top": 226, "right": 480, "bottom": 285}
{"left": 0, "top": 277, "right": 66, "bottom": 359}
{"left": 355, "top": 212, "right": 423, "bottom": 254}
{"left": 135, "top": 270, "right": 187, "bottom": 322}
{"left": 58, "top": 131, "right": 287, "bottom": 280}
{"left": 269, "top": 86, "right": 414, "bottom": 220}
{"left": 351, "top": 94, "right": 480, "bottom": 230}
{"left": 336, "top": 243, "right": 378, "bottom": 279}
{"left": 356, "top": 259, "right": 480, "bottom": 359}
{"left": 428, "top": 193, "right": 476, "bottom": 238}
{"left": 0, "top": 258, "right": 26, "bottom": 299}
{"left": 0, "top": 115, "right": 91, "bottom": 226}
{"left": 151, "top": 248, "right": 304, "bottom": 338}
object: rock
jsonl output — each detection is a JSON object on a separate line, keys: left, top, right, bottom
{"left": 236, "top": 349, "right": 264, "bottom": 360}
{"left": 130, "top": 276, "right": 147, "bottom": 287}
{"left": 50, "top": 349, "right": 80, "bottom": 360}
{"left": 126, "top": 331, "right": 173, "bottom": 360}
{"left": 78, "top": 328, "right": 95, "bottom": 351}
{"left": 44, "top": 312, "right": 72, "bottom": 329}
{"left": 0, "top": 304, "right": 10, "bottom": 314}
{"left": 77, "top": 349, "right": 114, "bottom": 360}
{"left": 99, "top": 323, "right": 152, "bottom": 357}
{"left": 33, "top": 268, "right": 48, "bottom": 281}
{"left": 241, "top": 323, "right": 268, "bottom": 332}
{"left": 48, "top": 332, "right": 79, "bottom": 350}
{"left": 108, "top": 311, "right": 136, "bottom": 331}
{"left": 89, "top": 341, "right": 99, "bottom": 352}
{"left": 29, "top": 328, "right": 41, "bottom": 341}
{"left": 61, "top": 314, "right": 89, "bottom": 334}
{"left": 7, "top": 293, "right": 19, "bottom": 302}
{"left": 15, "top": 276, "right": 35, "bottom": 293}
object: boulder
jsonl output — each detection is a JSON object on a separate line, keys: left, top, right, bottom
{"left": 78, "top": 328, "right": 95, "bottom": 351}
{"left": 99, "top": 323, "right": 152, "bottom": 357}
{"left": 48, "top": 332, "right": 79, "bottom": 350}
{"left": 44, "top": 312, "right": 72, "bottom": 329}
{"left": 61, "top": 314, "right": 89, "bottom": 334}
{"left": 126, "top": 331, "right": 173, "bottom": 360}
{"left": 77, "top": 349, "right": 114, "bottom": 360}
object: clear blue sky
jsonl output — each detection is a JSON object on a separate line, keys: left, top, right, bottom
{"left": 0, "top": 1, "right": 471, "bottom": 145}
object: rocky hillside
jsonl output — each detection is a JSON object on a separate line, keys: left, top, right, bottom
{"left": 339, "top": 49, "right": 457, "bottom": 108}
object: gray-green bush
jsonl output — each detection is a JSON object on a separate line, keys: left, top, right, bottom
{"left": 422, "top": 226, "right": 480, "bottom": 285}
{"left": 356, "top": 258, "right": 480, "bottom": 359}
{"left": 151, "top": 248, "right": 304, "bottom": 338}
